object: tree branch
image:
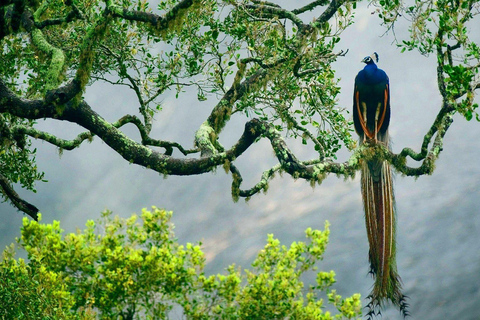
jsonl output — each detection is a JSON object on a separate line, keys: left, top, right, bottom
{"left": 292, "top": 0, "right": 330, "bottom": 15}
{"left": 0, "top": 80, "right": 260, "bottom": 175}
{"left": 313, "top": 0, "right": 348, "bottom": 29}
{"left": 113, "top": 115, "right": 198, "bottom": 156}
{"left": 0, "top": 172, "right": 38, "bottom": 220}
{"left": 399, "top": 101, "right": 455, "bottom": 161}
{"left": 0, "top": 0, "right": 473, "bottom": 217}
{"left": 107, "top": 0, "right": 196, "bottom": 32}
{"left": 34, "top": 5, "right": 84, "bottom": 29}
{"left": 241, "top": 2, "right": 306, "bottom": 29}
{"left": 230, "top": 111, "right": 455, "bottom": 199}
{"left": 11, "top": 125, "right": 93, "bottom": 151}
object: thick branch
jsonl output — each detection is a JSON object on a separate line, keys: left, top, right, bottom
{"left": 205, "top": 68, "right": 266, "bottom": 136}
{"left": 0, "top": 70, "right": 458, "bottom": 205}
{"left": 20, "top": 9, "right": 66, "bottom": 92}
{"left": 0, "top": 80, "right": 262, "bottom": 176}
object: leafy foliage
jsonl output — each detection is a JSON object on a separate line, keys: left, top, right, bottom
{"left": 0, "top": 0, "right": 359, "bottom": 211}
{"left": 394, "top": 0, "right": 480, "bottom": 120}
{"left": 1, "top": 207, "right": 362, "bottom": 319}
{"left": 0, "top": 114, "right": 45, "bottom": 192}
{"left": 2, "top": 0, "right": 478, "bottom": 217}
{"left": 0, "top": 246, "right": 81, "bottom": 319}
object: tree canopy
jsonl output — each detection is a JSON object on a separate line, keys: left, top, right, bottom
{"left": 1, "top": 0, "right": 478, "bottom": 219}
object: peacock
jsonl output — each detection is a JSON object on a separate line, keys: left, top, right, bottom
{"left": 353, "top": 52, "right": 409, "bottom": 318}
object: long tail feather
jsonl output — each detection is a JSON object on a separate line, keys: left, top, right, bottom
{"left": 361, "top": 156, "right": 409, "bottom": 318}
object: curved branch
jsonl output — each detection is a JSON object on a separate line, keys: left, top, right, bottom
{"left": 0, "top": 172, "right": 38, "bottom": 220}
{"left": 230, "top": 162, "right": 281, "bottom": 200}
{"left": 21, "top": 9, "right": 66, "bottom": 92}
{"left": 399, "top": 102, "right": 455, "bottom": 161}
{"left": 0, "top": 71, "right": 458, "bottom": 209}
{"left": 0, "top": 81, "right": 262, "bottom": 175}
{"left": 11, "top": 125, "right": 93, "bottom": 150}
{"left": 230, "top": 111, "right": 454, "bottom": 199}
{"left": 395, "top": 111, "right": 453, "bottom": 175}
{"left": 241, "top": 2, "right": 306, "bottom": 29}
{"left": 113, "top": 115, "right": 198, "bottom": 156}
{"left": 9, "top": 113, "right": 198, "bottom": 157}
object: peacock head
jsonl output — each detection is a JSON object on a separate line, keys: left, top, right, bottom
{"left": 361, "top": 52, "right": 379, "bottom": 65}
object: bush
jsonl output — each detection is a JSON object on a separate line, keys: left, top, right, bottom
{"left": 1, "top": 207, "right": 361, "bottom": 319}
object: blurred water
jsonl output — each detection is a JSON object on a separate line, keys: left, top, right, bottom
{"left": 1, "top": 2, "right": 480, "bottom": 319}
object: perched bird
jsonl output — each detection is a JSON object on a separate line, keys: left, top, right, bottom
{"left": 353, "top": 53, "right": 408, "bottom": 318}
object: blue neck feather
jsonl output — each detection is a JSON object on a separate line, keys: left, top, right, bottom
{"left": 359, "top": 62, "right": 387, "bottom": 85}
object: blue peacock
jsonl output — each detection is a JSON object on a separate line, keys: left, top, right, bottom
{"left": 353, "top": 52, "right": 409, "bottom": 318}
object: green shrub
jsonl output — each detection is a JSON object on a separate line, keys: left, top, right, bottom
{"left": 1, "top": 207, "right": 361, "bottom": 319}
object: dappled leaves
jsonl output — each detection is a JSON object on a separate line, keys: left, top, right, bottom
{"left": 393, "top": 0, "right": 480, "bottom": 120}
{"left": 0, "top": 245, "right": 80, "bottom": 319}
{"left": 2, "top": 207, "right": 362, "bottom": 319}
{"left": 0, "top": 114, "right": 45, "bottom": 194}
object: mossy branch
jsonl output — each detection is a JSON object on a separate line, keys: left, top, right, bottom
{"left": 230, "top": 162, "right": 281, "bottom": 201}
{"left": 9, "top": 114, "right": 198, "bottom": 156}
{"left": 0, "top": 0, "right": 474, "bottom": 216}
{"left": 229, "top": 112, "right": 454, "bottom": 199}
{"left": 30, "top": 29, "right": 65, "bottom": 91}
{"left": 18, "top": 6, "right": 66, "bottom": 92}
{"left": 240, "top": 2, "right": 306, "bottom": 29}
{"left": 312, "top": 0, "right": 348, "bottom": 29}
{"left": 34, "top": 4, "right": 84, "bottom": 29}
{"left": 195, "top": 121, "right": 220, "bottom": 157}
{"left": 73, "top": 13, "right": 112, "bottom": 106}
{"left": 0, "top": 68, "right": 455, "bottom": 201}
{"left": 11, "top": 125, "right": 93, "bottom": 151}
{"left": 399, "top": 103, "right": 454, "bottom": 161}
